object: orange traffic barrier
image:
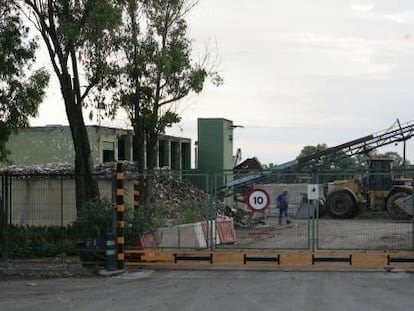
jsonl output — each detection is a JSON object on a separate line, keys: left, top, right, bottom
{"left": 136, "top": 233, "right": 157, "bottom": 256}
{"left": 216, "top": 218, "right": 236, "bottom": 244}
{"left": 201, "top": 221, "right": 221, "bottom": 246}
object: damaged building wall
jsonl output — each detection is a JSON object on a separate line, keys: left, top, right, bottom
{"left": 6, "top": 126, "right": 75, "bottom": 165}
{"left": 4, "top": 125, "right": 191, "bottom": 170}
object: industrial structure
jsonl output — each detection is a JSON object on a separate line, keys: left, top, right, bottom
{"left": 227, "top": 119, "right": 414, "bottom": 220}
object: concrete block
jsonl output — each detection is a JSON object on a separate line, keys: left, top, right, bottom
{"left": 155, "top": 222, "right": 207, "bottom": 249}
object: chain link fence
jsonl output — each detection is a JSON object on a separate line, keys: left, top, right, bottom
{"left": 1, "top": 166, "right": 413, "bottom": 270}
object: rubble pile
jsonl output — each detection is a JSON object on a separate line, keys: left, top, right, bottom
{"left": 0, "top": 163, "right": 74, "bottom": 175}
{"left": 151, "top": 174, "right": 225, "bottom": 219}
{"left": 225, "top": 202, "right": 266, "bottom": 229}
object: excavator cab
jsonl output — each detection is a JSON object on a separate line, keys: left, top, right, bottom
{"left": 363, "top": 158, "right": 393, "bottom": 191}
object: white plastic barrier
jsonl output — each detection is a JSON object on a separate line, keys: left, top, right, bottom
{"left": 155, "top": 222, "right": 208, "bottom": 249}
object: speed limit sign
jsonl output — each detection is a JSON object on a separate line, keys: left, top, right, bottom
{"left": 246, "top": 189, "right": 270, "bottom": 212}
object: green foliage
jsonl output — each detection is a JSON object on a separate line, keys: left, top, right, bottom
{"left": 151, "top": 202, "right": 170, "bottom": 227}
{"left": 115, "top": 0, "right": 205, "bottom": 125}
{"left": 263, "top": 163, "right": 276, "bottom": 169}
{"left": 0, "top": 0, "right": 49, "bottom": 163}
{"left": 382, "top": 151, "right": 410, "bottom": 167}
{"left": 109, "top": 0, "right": 221, "bottom": 173}
{"left": 1, "top": 225, "right": 77, "bottom": 259}
{"left": 177, "top": 200, "right": 205, "bottom": 225}
{"left": 297, "top": 144, "right": 410, "bottom": 172}
{"left": 297, "top": 144, "right": 358, "bottom": 171}
{"left": 125, "top": 202, "right": 168, "bottom": 239}
{"left": 0, "top": 199, "right": 114, "bottom": 259}
{"left": 22, "top": 0, "right": 124, "bottom": 208}
{"left": 105, "top": 0, "right": 222, "bottom": 212}
{"left": 124, "top": 199, "right": 206, "bottom": 243}
{"left": 72, "top": 198, "right": 114, "bottom": 239}
{"left": 298, "top": 144, "right": 328, "bottom": 158}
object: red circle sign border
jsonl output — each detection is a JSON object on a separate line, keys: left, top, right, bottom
{"left": 246, "top": 188, "right": 270, "bottom": 212}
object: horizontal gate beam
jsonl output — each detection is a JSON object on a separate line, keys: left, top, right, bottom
{"left": 174, "top": 254, "right": 213, "bottom": 263}
{"left": 312, "top": 254, "right": 352, "bottom": 265}
{"left": 244, "top": 254, "right": 280, "bottom": 264}
{"left": 124, "top": 249, "right": 414, "bottom": 270}
{"left": 387, "top": 256, "right": 414, "bottom": 265}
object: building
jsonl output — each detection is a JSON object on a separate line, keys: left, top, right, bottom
{"left": 2, "top": 119, "right": 241, "bottom": 226}
{"left": 193, "top": 118, "right": 239, "bottom": 203}
{"left": 196, "top": 118, "right": 235, "bottom": 173}
{"left": 5, "top": 125, "right": 191, "bottom": 170}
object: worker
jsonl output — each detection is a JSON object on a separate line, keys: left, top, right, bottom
{"left": 277, "top": 189, "right": 291, "bottom": 225}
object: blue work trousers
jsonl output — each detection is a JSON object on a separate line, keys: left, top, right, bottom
{"left": 279, "top": 207, "right": 290, "bottom": 224}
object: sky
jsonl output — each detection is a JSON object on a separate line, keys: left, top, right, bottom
{"left": 30, "top": 0, "right": 414, "bottom": 167}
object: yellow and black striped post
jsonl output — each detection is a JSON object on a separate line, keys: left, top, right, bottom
{"left": 133, "top": 178, "right": 140, "bottom": 210}
{"left": 116, "top": 161, "right": 125, "bottom": 269}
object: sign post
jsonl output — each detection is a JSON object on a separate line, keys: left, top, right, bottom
{"left": 307, "top": 184, "right": 319, "bottom": 251}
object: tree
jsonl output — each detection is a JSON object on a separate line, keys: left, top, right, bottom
{"left": 0, "top": 0, "right": 49, "bottom": 163}
{"left": 20, "top": 0, "right": 123, "bottom": 211}
{"left": 340, "top": 150, "right": 410, "bottom": 169}
{"left": 110, "top": 0, "right": 221, "bottom": 216}
{"left": 297, "top": 144, "right": 411, "bottom": 177}
{"left": 263, "top": 163, "right": 276, "bottom": 169}
{"left": 297, "top": 143, "right": 357, "bottom": 171}
{"left": 380, "top": 151, "right": 409, "bottom": 168}
{"left": 298, "top": 144, "right": 328, "bottom": 158}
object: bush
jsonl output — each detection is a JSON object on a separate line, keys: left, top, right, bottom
{"left": 0, "top": 199, "right": 114, "bottom": 260}
{"left": 124, "top": 199, "right": 206, "bottom": 245}
{"left": 72, "top": 198, "right": 114, "bottom": 240}
{"left": 1, "top": 224, "right": 77, "bottom": 259}
{"left": 178, "top": 200, "right": 206, "bottom": 225}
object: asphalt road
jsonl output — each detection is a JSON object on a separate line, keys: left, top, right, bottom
{"left": 1, "top": 269, "right": 414, "bottom": 311}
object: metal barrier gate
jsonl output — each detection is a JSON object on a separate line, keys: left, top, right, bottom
{"left": 122, "top": 170, "right": 414, "bottom": 270}
{"left": 2, "top": 165, "right": 410, "bottom": 270}
{"left": 124, "top": 216, "right": 414, "bottom": 270}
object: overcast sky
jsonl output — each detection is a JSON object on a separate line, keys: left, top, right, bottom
{"left": 30, "top": 0, "right": 414, "bottom": 166}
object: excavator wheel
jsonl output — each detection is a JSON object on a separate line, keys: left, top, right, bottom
{"left": 326, "top": 190, "right": 356, "bottom": 219}
{"left": 386, "top": 191, "right": 412, "bottom": 220}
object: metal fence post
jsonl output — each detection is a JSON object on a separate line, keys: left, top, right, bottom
{"left": 0, "top": 174, "right": 6, "bottom": 261}
{"left": 60, "top": 177, "right": 64, "bottom": 227}
{"left": 1, "top": 173, "right": 10, "bottom": 261}
{"left": 412, "top": 194, "right": 414, "bottom": 251}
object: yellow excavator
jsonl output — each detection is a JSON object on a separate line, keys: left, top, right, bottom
{"left": 325, "top": 157, "right": 413, "bottom": 219}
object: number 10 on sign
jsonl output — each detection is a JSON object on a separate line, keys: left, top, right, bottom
{"left": 246, "top": 189, "right": 270, "bottom": 212}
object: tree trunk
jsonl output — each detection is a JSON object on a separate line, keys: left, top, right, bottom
{"left": 61, "top": 80, "right": 99, "bottom": 212}
{"left": 133, "top": 115, "right": 145, "bottom": 172}
{"left": 133, "top": 112, "right": 146, "bottom": 213}
{"left": 143, "top": 131, "right": 158, "bottom": 218}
